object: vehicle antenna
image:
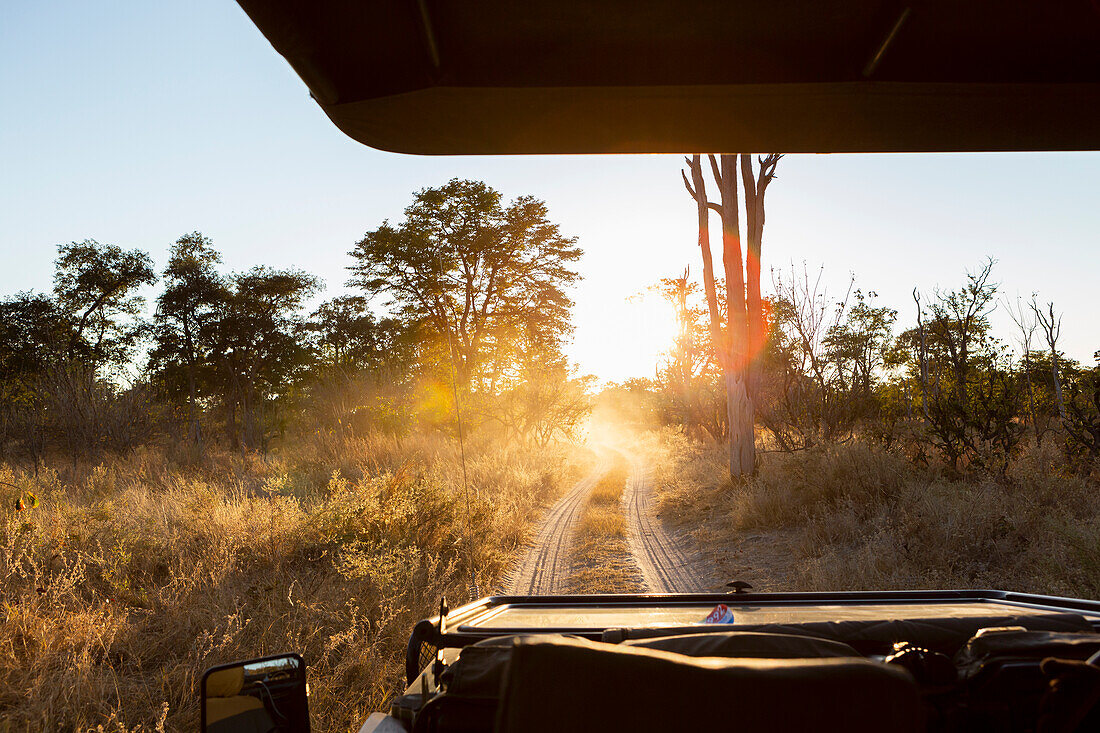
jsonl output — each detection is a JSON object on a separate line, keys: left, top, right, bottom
{"left": 438, "top": 250, "right": 479, "bottom": 601}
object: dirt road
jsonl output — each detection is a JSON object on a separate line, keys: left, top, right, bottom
{"left": 622, "top": 458, "right": 706, "bottom": 592}
{"left": 506, "top": 449, "right": 712, "bottom": 594}
{"left": 505, "top": 463, "right": 608, "bottom": 594}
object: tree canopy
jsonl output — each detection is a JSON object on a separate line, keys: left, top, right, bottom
{"left": 347, "top": 179, "right": 582, "bottom": 391}
{"left": 53, "top": 239, "right": 157, "bottom": 367}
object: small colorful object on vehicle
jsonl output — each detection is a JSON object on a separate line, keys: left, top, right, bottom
{"left": 703, "top": 603, "right": 735, "bottom": 624}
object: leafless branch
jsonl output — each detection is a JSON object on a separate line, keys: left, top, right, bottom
{"left": 681, "top": 170, "right": 696, "bottom": 199}
{"left": 707, "top": 154, "right": 722, "bottom": 187}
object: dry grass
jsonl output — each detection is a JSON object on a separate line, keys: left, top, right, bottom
{"left": 0, "top": 431, "right": 582, "bottom": 731}
{"left": 566, "top": 463, "right": 644, "bottom": 594}
{"left": 654, "top": 432, "right": 1100, "bottom": 598}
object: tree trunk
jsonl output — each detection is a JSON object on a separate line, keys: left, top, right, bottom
{"left": 1023, "top": 351, "right": 1038, "bottom": 441}
{"left": 1051, "top": 351, "right": 1065, "bottom": 420}
{"left": 682, "top": 153, "right": 767, "bottom": 478}
{"left": 713, "top": 154, "right": 754, "bottom": 477}
{"left": 183, "top": 315, "right": 201, "bottom": 444}
{"left": 740, "top": 157, "right": 761, "bottom": 389}
{"left": 913, "top": 289, "right": 931, "bottom": 422}
{"left": 741, "top": 154, "right": 781, "bottom": 400}
{"left": 726, "top": 370, "right": 755, "bottom": 475}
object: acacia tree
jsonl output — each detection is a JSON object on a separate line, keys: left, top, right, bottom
{"left": 0, "top": 293, "right": 75, "bottom": 382}
{"left": 53, "top": 239, "right": 156, "bottom": 369}
{"left": 682, "top": 154, "right": 781, "bottom": 477}
{"left": 151, "top": 232, "right": 226, "bottom": 443}
{"left": 206, "top": 267, "right": 320, "bottom": 451}
{"left": 494, "top": 349, "right": 593, "bottom": 445}
{"left": 1063, "top": 356, "right": 1100, "bottom": 463}
{"left": 308, "top": 295, "right": 398, "bottom": 374}
{"left": 824, "top": 288, "right": 897, "bottom": 398}
{"left": 347, "top": 180, "right": 582, "bottom": 392}
{"left": 760, "top": 267, "right": 888, "bottom": 449}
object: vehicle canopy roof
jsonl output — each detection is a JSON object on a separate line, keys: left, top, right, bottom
{"left": 236, "top": 1, "right": 1100, "bottom": 153}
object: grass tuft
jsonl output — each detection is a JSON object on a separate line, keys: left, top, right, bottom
{"left": 566, "top": 461, "right": 643, "bottom": 594}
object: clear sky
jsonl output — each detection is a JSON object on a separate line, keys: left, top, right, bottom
{"left": 3, "top": 1, "right": 1098, "bottom": 383}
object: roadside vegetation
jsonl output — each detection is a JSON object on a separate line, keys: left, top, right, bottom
{"left": 565, "top": 460, "right": 643, "bottom": 594}
{"left": 0, "top": 431, "right": 581, "bottom": 731}
{"left": 631, "top": 215, "right": 1098, "bottom": 599}
{"left": 0, "top": 181, "right": 590, "bottom": 730}
{"left": 640, "top": 258, "right": 1100, "bottom": 597}
{"left": 654, "top": 434, "right": 1100, "bottom": 598}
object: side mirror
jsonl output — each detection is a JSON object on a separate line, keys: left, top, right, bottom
{"left": 201, "top": 653, "right": 309, "bottom": 732}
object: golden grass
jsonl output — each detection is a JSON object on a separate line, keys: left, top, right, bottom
{"left": 0, "top": 431, "right": 582, "bottom": 731}
{"left": 653, "top": 431, "right": 1100, "bottom": 598}
{"left": 566, "top": 463, "right": 644, "bottom": 594}
{"left": 578, "top": 509, "right": 625, "bottom": 538}
{"left": 588, "top": 466, "right": 629, "bottom": 508}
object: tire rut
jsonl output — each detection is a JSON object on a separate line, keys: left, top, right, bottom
{"left": 505, "top": 462, "right": 608, "bottom": 595}
{"left": 623, "top": 458, "right": 705, "bottom": 593}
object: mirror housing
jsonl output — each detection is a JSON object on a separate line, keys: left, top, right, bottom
{"left": 201, "top": 653, "right": 309, "bottom": 732}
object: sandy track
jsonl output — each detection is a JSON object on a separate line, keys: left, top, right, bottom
{"left": 505, "top": 463, "right": 607, "bottom": 595}
{"left": 623, "top": 459, "right": 705, "bottom": 593}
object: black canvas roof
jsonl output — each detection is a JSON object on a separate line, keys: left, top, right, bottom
{"left": 236, "top": 1, "right": 1100, "bottom": 154}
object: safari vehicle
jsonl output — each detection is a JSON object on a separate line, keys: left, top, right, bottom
{"left": 206, "top": 590, "right": 1100, "bottom": 732}
{"left": 204, "top": 1, "right": 1100, "bottom": 731}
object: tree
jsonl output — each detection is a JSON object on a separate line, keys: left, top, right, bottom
{"left": 740, "top": 153, "right": 783, "bottom": 395}
{"left": 824, "top": 289, "right": 897, "bottom": 398}
{"left": 347, "top": 180, "right": 582, "bottom": 393}
{"left": 759, "top": 265, "right": 870, "bottom": 449}
{"left": 309, "top": 295, "right": 402, "bottom": 374}
{"left": 0, "top": 292, "right": 75, "bottom": 383}
{"left": 151, "top": 232, "right": 227, "bottom": 442}
{"left": 206, "top": 267, "right": 320, "bottom": 451}
{"left": 909, "top": 260, "right": 1024, "bottom": 472}
{"left": 1031, "top": 299, "right": 1066, "bottom": 420}
{"left": 1005, "top": 296, "right": 1041, "bottom": 437}
{"left": 0, "top": 292, "right": 76, "bottom": 465}
{"left": 682, "top": 154, "right": 781, "bottom": 477}
{"left": 492, "top": 353, "right": 593, "bottom": 446}
{"left": 924, "top": 258, "right": 998, "bottom": 405}
{"left": 303, "top": 295, "right": 423, "bottom": 435}
{"left": 53, "top": 239, "right": 156, "bottom": 368}
{"left": 1063, "top": 359, "right": 1100, "bottom": 464}
{"left": 650, "top": 269, "right": 725, "bottom": 440}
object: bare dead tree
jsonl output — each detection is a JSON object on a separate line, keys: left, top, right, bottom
{"left": 1005, "top": 295, "right": 1041, "bottom": 439}
{"left": 741, "top": 153, "right": 782, "bottom": 396}
{"left": 1031, "top": 299, "right": 1066, "bottom": 420}
{"left": 682, "top": 156, "right": 724, "bottom": 361}
{"left": 682, "top": 153, "right": 782, "bottom": 477}
{"left": 685, "top": 154, "right": 750, "bottom": 474}
{"left": 912, "top": 289, "right": 931, "bottom": 421}
{"left": 709, "top": 154, "right": 754, "bottom": 477}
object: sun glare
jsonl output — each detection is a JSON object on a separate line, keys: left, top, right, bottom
{"left": 572, "top": 288, "right": 681, "bottom": 385}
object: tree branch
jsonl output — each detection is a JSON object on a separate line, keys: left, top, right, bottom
{"left": 707, "top": 154, "right": 723, "bottom": 187}
{"left": 681, "top": 170, "right": 697, "bottom": 200}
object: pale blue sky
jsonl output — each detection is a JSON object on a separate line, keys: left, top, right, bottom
{"left": 3, "top": 1, "right": 1098, "bottom": 381}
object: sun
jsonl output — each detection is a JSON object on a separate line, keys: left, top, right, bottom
{"left": 570, "top": 288, "right": 681, "bottom": 384}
